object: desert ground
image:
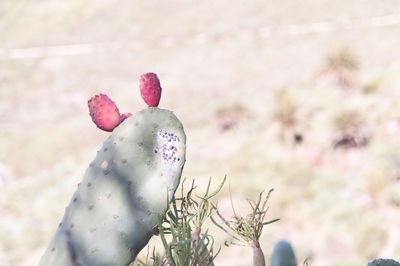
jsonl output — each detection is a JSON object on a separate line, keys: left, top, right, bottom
{"left": 1, "top": 1, "right": 400, "bottom": 265}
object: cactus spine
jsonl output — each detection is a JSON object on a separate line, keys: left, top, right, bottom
{"left": 40, "top": 107, "right": 186, "bottom": 266}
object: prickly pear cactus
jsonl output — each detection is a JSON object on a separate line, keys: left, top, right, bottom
{"left": 270, "top": 240, "right": 297, "bottom": 266}
{"left": 367, "top": 258, "right": 400, "bottom": 266}
{"left": 40, "top": 107, "right": 186, "bottom": 266}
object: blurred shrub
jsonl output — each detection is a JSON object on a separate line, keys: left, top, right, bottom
{"left": 273, "top": 88, "right": 297, "bottom": 128}
{"left": 333, "top": 109, "right": 363, "bottom": 133}
{"left": 214, "top": 102, "right": 248, "bottom": 132}
{"left": 354, "top": 218, "right": 387, "bottom": 260}
{"left": 363, "top": 78, "right": 382, "bottom": 94}
{"left": 320, "top": 47, "right": 360, "bottom": 89}
{"left": 332, "top": 108, "right": 368, "bottom": 148}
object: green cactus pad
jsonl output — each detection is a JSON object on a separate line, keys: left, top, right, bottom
{"left": 40, "top": 107, "right": 186, "bottom": 266}
{"left": 270, "top": 240, "right": 297, "bottom": 266}
{"left": 367, "top": 258, "right": 400, "bottom": 266}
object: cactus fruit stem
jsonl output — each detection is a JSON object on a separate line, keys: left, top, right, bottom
{"left": 120, "top": 113, "right": 132, "bottom": 123}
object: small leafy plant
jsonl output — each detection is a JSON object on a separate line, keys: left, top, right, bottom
{"left": 134, "top": 179, "right": 280, "bottom": 266}
{"left": 320, "top": 46, "right": 360, "bottom": 89}
{"left": 135, "top": 177, "right": 226, "bottom": 266}
{"left": 211, "top": 189, "right": 279, "bottom": 266}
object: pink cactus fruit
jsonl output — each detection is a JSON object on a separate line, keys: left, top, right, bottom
{"left": 140, "top": 72, "right": 162, "bottom": 107}
{"left": 120, "top": 112, "right": 132, "bottom": 123}
{"left": 88, "top": 94, "right": 121, "bottom": 132}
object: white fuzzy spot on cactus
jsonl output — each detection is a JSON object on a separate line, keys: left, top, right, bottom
{"left": 154, "top": 129, "right": 181, "bottom": 165}
{"left": 137, "top": 141, "right": 145, "bottom": 152}
{"left": 100, "top": 160, "right": 108, "bottom": 169}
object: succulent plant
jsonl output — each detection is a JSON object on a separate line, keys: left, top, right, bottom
{"left": 270, "top": 240, "right": 297, "bottom": 266}
{"left": 367, "top": 258, "right": 400, "bottom": 266}
{"left": 40, "top": 74, "right": 186, "bottom": 266}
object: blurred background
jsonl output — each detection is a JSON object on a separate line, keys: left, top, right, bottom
{"left": 1, "top": 0, "right": 400, "bottom": 265}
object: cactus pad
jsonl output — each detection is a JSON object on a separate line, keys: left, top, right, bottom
{"left": 40, "top": 107, "right": 186, "bottom": 266}
{"left": 367, "top": 259, "right": 400, "bottom": 266}
{"left": 270, "top": 240, "right": 297, "bottom": 266}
